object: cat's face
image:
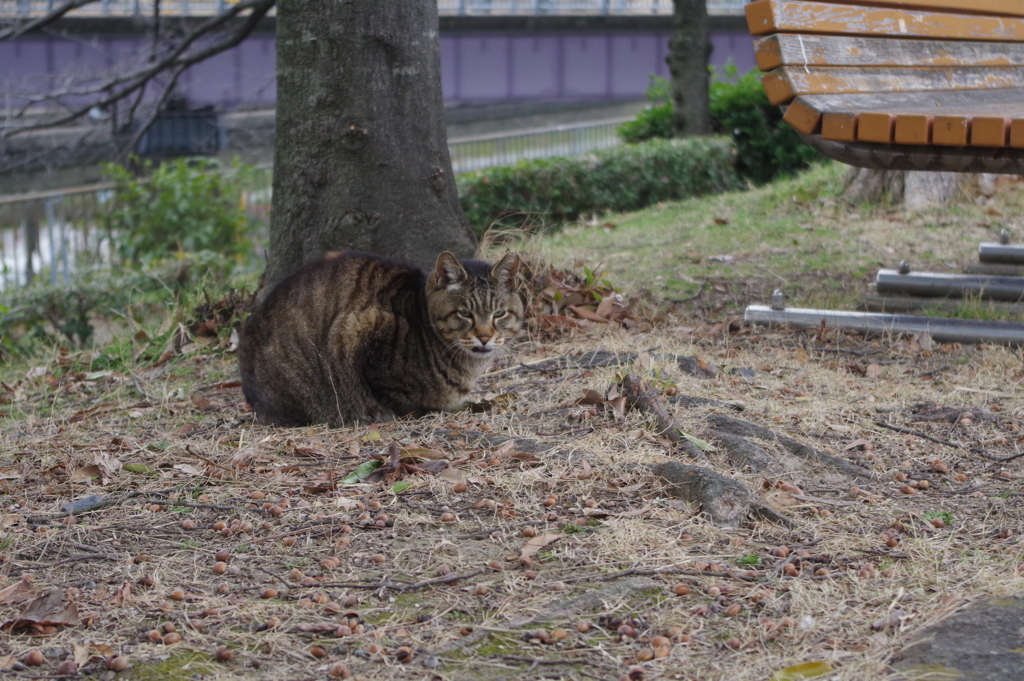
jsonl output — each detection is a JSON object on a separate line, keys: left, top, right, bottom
{"left": 426, "top": 252, "right": 523, "bottom": 361}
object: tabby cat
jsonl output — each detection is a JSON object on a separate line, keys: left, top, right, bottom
{"left": 238, "top": 250, "right": 522, "bottom": 427}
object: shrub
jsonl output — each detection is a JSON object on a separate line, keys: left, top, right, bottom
{"left": 0, "top": 253, "right": 244, "bottom": 355}
{"left": 709, "top": 63, "right": 818, "bottom": 184}
{"left": 616, "top": 65, "right": 818, "bottom": 184}
{"left": 617, "top": 75, "right": 673, "bottom": 144}
{"left": 104, "top": 157, "right": 258, "bottom": 263}
{"left": 458, "top": 136, "right": 740, "bottom": 233}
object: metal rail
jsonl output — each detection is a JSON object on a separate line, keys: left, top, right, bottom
{"left": 448, "top": 118, "right": 626, "bottom": 174}
{"left": 1, "top": 0, "right": 746, "bottom": 18}
{"left": 745, "top": 305, "right": 1024, "bottom": 347}
{"left": 979, "top": 242, "right": 1024, "bottom": 265}
{"left": 876, "top": 269, "right": 1024, "bottom": 303}
{"left": 0, "top": 118, "right": 625, "bottom": 289}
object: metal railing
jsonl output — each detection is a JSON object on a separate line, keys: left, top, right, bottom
{"left": 1, "top": 0, "right": 747, "bottom": 17}
{"left": 448, "top": 118, "right": 626, "bottom": 174}
{"left": 0, "top": 118, "right": 626, "bottom": 289}
{"left": 0, "top": 186, "right": 116, "bottom": 291}
{"left": 0, "top": 176, "right": 271, "bottom": 291}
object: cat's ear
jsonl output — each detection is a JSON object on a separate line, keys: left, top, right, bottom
{"left": 489, "top": 253, "right": 520, "bottom": 293}
{"left": 432, "top": 251, "right": 469, "bottom": 290}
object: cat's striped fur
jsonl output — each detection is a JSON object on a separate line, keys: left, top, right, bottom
{"left": 238, "top": 250, "right": 522, "bottom": 427}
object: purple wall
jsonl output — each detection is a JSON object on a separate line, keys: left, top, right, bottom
{"left": 0, "top": 30, "right": 755, "bottom": 109}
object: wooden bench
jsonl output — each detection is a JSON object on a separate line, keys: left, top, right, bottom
{"left": 745, "top": 0, "right": 1024, "bottom": 173}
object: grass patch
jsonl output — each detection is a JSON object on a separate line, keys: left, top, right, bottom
{"left": 921, "top": 294, "right": 1021, "bottom": 321}
{"left": 123, "top": 651, "right": 219, "bottom": 681}
{"left": 533, "top": 161, "right": 1024, "bottom": 316}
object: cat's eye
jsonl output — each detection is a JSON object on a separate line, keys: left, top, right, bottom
{"left": 458, "top": 310, "right": 473, "bottom": 319}
{"left": 493, "top": 311, "right": 507, "bottom": 319}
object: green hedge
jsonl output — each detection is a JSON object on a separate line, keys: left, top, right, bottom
{"left": 616, "top": 69, "right": 818, "bottom": 184}
{"left": 457, "top": 136, "right": 740, "bottom": 234}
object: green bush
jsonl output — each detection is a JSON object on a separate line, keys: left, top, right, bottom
{"left": 616, "top": 66, "right": 818, "bottom": 184}
{"left": 457, "top": 136, "right": 740, "bottom": 233}
{"left": 617, "top": 75, "right": 673, "bottom": 144}
{"left": 709, "top": 64, "right": 818, "bottom": 184}
{"left": 104, "top": 157, "right": 258, "bottom": 263}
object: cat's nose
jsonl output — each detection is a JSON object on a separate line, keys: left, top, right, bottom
{"left": 476, "top": 334, "right": 492, "bottom": 344}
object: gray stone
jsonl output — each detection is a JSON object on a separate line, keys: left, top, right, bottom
{"left": 890, "top": 595, "right": 1024, "bottom": 680}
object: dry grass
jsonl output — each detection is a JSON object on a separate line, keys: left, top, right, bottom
{"left": 0, "top": 312, "right": 1021, "bottom": 681}
{"left": 1, "top": 163, "right": 1023, "bottom": 680}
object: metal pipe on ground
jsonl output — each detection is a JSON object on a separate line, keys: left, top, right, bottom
{"left": 979, "top": 243, "right": 1024, "bottom": 265}
{"left": 963, "top": 263, "right": 1024, "bottom": 277}
{"left": 876, "top": 269, "right": 1024, "bottom": 303}
{"left": 861, "top": 295, "right": 1024, "bottom": 314}
{"left": 745, "top": 305, "right": 1024, "bottom": 346}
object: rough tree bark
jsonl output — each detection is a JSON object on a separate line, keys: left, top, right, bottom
{"left": 667, "top": 0, "right": 713, "bottom": 137}
{"left": 265, "top": 0, "right": 478, "bottom": 289}
{"left": 842, "top": 167, "right": 964, "bottom": 209}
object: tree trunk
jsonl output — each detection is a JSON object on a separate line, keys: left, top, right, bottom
{"left": 842, "top": 167, "right": 905, "bottom": 205}
{"left": 667, "top": 0, "right": 712, "bottom": 137}
{"left": 903, "top": 171, "right": 963, "bottom": 210}
{"left": 842, "top": 167, "right": 964, "bottom": 209}
{"left": 265, "top": 0, "right": 478, "bottom": 289}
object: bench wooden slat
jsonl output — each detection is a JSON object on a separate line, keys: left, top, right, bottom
{"left": 784, "top": 89, "right": 1024, "bottom": 134}
{"left": 747, "top": 0, "right": 1024, "bottom": 171}
{"left": 763, "top": 65, "right": 1024, "bottom": 105}
{"left": 754, "top": 34, "right": 1024, "bottom": 71}
{"left": 782, "top": 90, "right": 1024, "bottom": 148}
{"left": 746, "top": 0, "right": 1024, "bottom": 41}
{"left": 805, "top": 0, "right": 1024, "bottom": 17}
{"left": 815, "top": 112, "right": 1024, "bottom": 153}
{"left": 857, "top": 112, "right": 1021, "bottom": 146}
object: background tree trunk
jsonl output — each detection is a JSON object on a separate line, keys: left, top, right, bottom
{"left": 264, "top": 0, "right": 477, "bottom": 289}
{"left": 667, "top": 0, "right": 712, "bottom": 137}
{"left": 842, "top": 167, "right": 964, "bottom": 209}
{"left": 903, "top": 171, "right": 963, "bottom": 210}
{"left": 842, "top": 167, "right": 905, "bottom": 205}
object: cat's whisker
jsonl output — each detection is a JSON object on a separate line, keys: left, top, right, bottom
{"left": 440, "top": 340, "right": 467, "bottom": 363}
{"left": 494, "top": 347, "right": 516, "bottom": 365}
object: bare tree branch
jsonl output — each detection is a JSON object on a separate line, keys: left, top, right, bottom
{"left": 2, "top": 0, "right": 275, "bottom": 146}
{"left": 12, "top": 0, "right": 272, "bottom": 108}
{"left": 0, "top": 0, "right": 101, "bottom": 41}
{"left": 122, "top": 62, "right": 187, "bottom": 158}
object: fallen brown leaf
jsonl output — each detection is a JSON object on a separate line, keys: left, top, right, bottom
{"left": 0, "top": 578, "right": 35, "bottom": 605}
{"left": 520, "top": 533, "right": 560, "bottom": 560}
{"left": 438, "top": 468, "right": 467, "bottom": 484}
{"left": 110, "top": 583, "right": 133, "bottom": 607}
{"left": 569, "top": 306, "right": 609, "bottom": 323}
{"left": 4, "top": 588, "right": 80, "bottom": 631}
{"left": 606, "top": 396, "right": 627, "bottom": 421}
{"left": 0, "top": 514, "right": 23, "bottom": 528}
{"left": 190, "top": 393, "right": 212, "bottom": 410}
{"left": 70, "top": 464, "right": 102, "bottom": 483}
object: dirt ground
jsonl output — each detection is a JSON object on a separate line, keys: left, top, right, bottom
{"left": 0, "top": 285, "right": 1021, "bottom": 681}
